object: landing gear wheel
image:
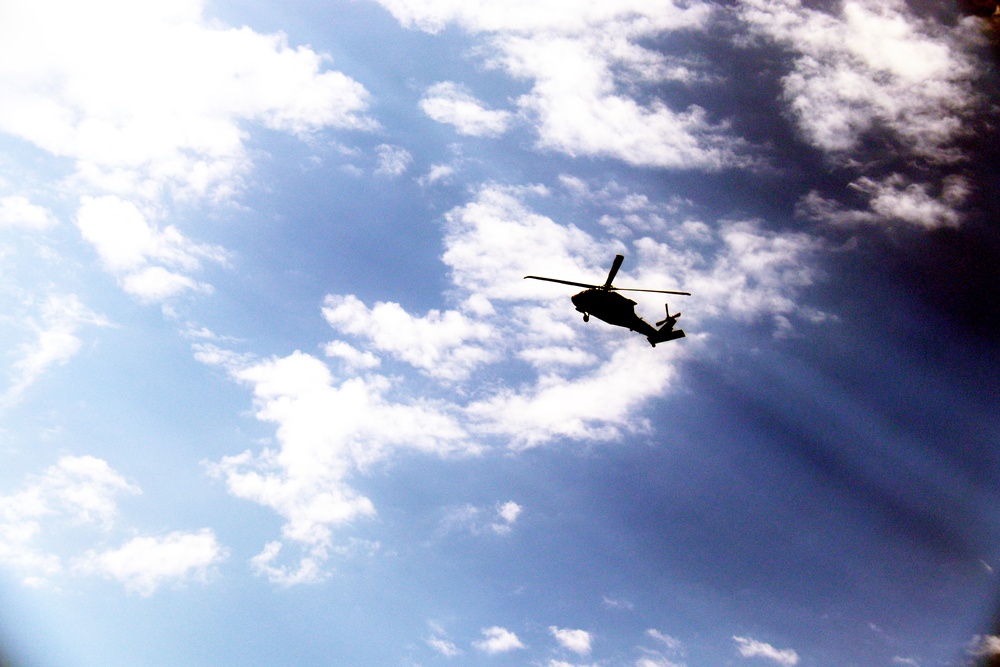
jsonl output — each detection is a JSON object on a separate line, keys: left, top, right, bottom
{"left": 583, "top": 313, "right": 590, "bottom": 322}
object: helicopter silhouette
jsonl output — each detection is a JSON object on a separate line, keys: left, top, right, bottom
{"left": 525, "top": 254, "right": 691, "bottom": 347}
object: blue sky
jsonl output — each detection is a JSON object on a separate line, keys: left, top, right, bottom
{"left": 1, "top": 0, "right": 999, "bottom": 665}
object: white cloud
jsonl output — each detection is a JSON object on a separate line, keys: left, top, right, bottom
{"left": 638, "top": 629, "right": 686, "bottom": 667}
{"left": 0, "top": 456, "right": 139, "bottom": 585}
{"left": 75, "top": 195, "right": 227, "bottom": 302}
{"left": 494, "top": 501, "right": 521, "bottom": 528}
{"left": 602, "top": 595, "right": 634, "bottom": 610}
{"left": 375, "top": 144, "right": 414, "bottom": 176}
{"left": 797, "top": 174, "right": 970, "bottom": 229}
{"left": 636, "top": 658, "right": 685, "bottom": 667}
{"left": 970, "top": 635, "right": 1000, "bottom": 657}
{"left": 428, "top": 636, "right": 463, "bottom": 657}
{"left": 76, "top": 196, "right": 226, "bottom": 273}
{"left": 75, "top": 529, "right": 227, "bottom": 596}
{"left": 322, "top": 340, "right": 381, "bottom": 370}
{"left": 120, "top": 266, "right": 209, "bottom": 302}
{"left": 739, "top": 0, "right": 980, "bottom": 163}
{"left": 419, "top": 81, "right": 513, "bottom": 137}
{"left": 466, "top": 342, "right": 682, "bottom": 449}
{"left": 201, "top": 349, "right": 474, "bottom": 583}
{"left": 490, "top": 500, "right": 524, "bottom": 535}
{"left": 420, "top": 163, "right": 456, "bottom": 185}
{"left": 209, "top": 183, "right": 823, "bottom": 579}
{"left": 733, "top": 636, "right": 799, "bottom": 666}
{"left": 850, "top": 174, "right": 968, "bottom": 229}
{"left": 473, "top": 626, "right": 525, "bottom": 654}
{"left": 2, "top": 294, "right": 110, "bottom": 406}
{"left": 647, "top": 629, "right": 683, "bottom": 652}
{"left": 377, "top": 0, "right": 749, "bottom": 169}
{"left": 0, "top": 0, "right": 374, "bottom": 201}
{"left": 550, "top": 626, "right": 592, "bottom": 655}
{"left": 517, "top": 346, "right": 599, "bottom": 369}
{"left": 323, "top": 295, "right": 496, "bottom": 381}
{"left": 0, "top": 195, "right": 58, "bottom": 230}
{"left": 438, "top": 500, "right": 522, "bottom": 536}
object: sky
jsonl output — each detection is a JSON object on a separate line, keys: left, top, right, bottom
{"left": 0, "top": 0, "right": 998, "bottom": 665}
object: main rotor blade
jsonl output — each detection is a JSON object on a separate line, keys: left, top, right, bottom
{"left": 613, "top": 287, "right": 692, "bottom": 295}
{"left": 524, "top": 276, "right": 601, "bottom": 289}
{"left": 604, "top": 254, "right": 624, "bottom": 288}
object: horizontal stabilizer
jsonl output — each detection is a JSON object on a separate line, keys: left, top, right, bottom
{"left": 647, "top": 328, "right": 685, "bottom": 347}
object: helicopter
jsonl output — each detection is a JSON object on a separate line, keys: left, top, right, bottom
{"left": 524, "top": 254, "right": 691, "bottom": 347}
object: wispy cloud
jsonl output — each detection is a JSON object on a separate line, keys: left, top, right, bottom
{"left": 420, "top": 81, "right": 513, "bottom": 137}
{"left": 427, "top": 636, "right": 462, "bottom": 657}
{"left": 375, "top": 144, "right": 414, "bottom": 176}
{"left": 733, "top": 636, "right": 799, "bottom": 666}
{"left": 439, "top": 501, "right": 523, "bottom": 536}
{"left": 2, "top": 294, "right": 109, "bottom": 407}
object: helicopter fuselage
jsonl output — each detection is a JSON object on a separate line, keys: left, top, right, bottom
{"left": 571, "top": 288, "right": 659, "bottom": 337}
{"left": 524, "top": 254, "right": 688, "bottom": 346}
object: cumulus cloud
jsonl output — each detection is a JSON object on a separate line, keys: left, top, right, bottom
{"left": 466, "top": 342, "right": 682, "bottom": 449}
{"left": 322, "top": 295, "right": 496, "bottom": 381}
{"left": 420, "top": 81, "right": 513, "bottom": 137}
{"left": 0, "top": 457, "right": 225, "bottom": 593}
{"left": 200, "top": 348, "right": 474, "bottom": 584}
{"left": 0, "top": 457, "right": 128, "bottom": 580}
{"left": 0, "top": 195, "right": 58, "bottom": 230}
{"left": 733, "top": 636, "right": 799, "bottom": 666}
{"left": 2, "top": 294, "right": 110, "bottom": 406}
{"left": 377, "top": 0, "right": 748, "bottom": 169}
{"left": 420, "top": 163, "right": 457, "bottom": 185}
{"left": 0, "top": 0, "right": 378, "bottom": 315}
{"left": 797, "top": 174, "right": 970, "bottom": 230}
{"left": 492, "top": 500, "right": 522, "bottom": 534}
{"left": 740, "top": 0, "right": 980, "bottom": 162}
{"left": 209, "top": 182, "right": 823, "bottom": 579}
{"left": 75, "top": 195, "right": 227, "bottom": 302}
{"left": 75, "top": 529, "right": 227, "bottom": 596}
{"left": 739, "top": 0, "right": 985, "bottom": 230}
{"left": 473, "top": 626, "right": 525, "bottom": 654}
{"left": 0, "top": 0, "right": 374, "bottom": 201}
{"left": 550, "top": 626, "right": 592, "bottom": 655}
